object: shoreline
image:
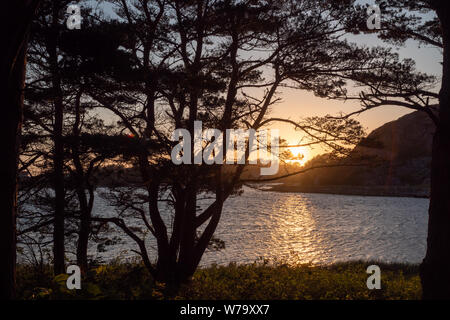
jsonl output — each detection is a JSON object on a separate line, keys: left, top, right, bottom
{"left": 263, "top": 184, "right": 430, "bottom": 199}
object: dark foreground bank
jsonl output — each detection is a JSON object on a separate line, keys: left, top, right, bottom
{"left": 16, "top": 261, "right": 421, "bottom": 300}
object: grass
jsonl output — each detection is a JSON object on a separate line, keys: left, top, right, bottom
{"left": 16, "top": 260, "right": 421, "bottom": 300}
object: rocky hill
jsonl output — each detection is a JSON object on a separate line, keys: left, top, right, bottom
{"left": 270, "top": 111, "right": 435, "bottom": 197}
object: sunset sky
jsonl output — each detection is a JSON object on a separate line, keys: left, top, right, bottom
{"left": 274, "top": 31, "right": 442, "bottom": 161}
{"left": 96, "top": 1, "right": 442, "bottom": 164}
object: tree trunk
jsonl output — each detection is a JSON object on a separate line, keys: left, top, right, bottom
{"left": 73, "top": 142, "right": 92, "bottom": 273}
{"left": 0, "top": 0, "right": 40, "bottom": 300}
{"left": 176, "top": 179, "right": 198, "bottom": 283}
{"left": 75, "top": 188, "right": 91, "bottom": 273}
{"left": 0, "top": 37, "right": 27, "bottom": 302}
{"left": 52, "top": 98, "right": 65, "bottom": 275}
{"left": 420, "top": 0, "right": 450, "bottom": 299}
{"left": 49, "top": 1, "right": 65, "bottom": 275}
{"left": 72, "top": 91, "right": 92, "bottom": 273}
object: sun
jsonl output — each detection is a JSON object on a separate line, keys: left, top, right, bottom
{"left": 286, "top": 146, "right": 309, "bottom": 166}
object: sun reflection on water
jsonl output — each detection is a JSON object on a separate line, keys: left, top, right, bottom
{"left": 265, "top": 194, "right": 327, "bottom": 265}
{"left": 75, "top": 187, "right": 429, "bottom": 267}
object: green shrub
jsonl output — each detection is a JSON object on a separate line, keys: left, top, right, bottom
{"left": 16, "top": 260, "right": 421, "bottom": 300}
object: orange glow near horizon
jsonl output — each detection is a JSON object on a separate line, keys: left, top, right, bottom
{"left": 286, "top": 146, "right": 309, "bottom": 166}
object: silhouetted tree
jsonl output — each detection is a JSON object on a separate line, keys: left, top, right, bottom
{"left": 23, "top": 0, "right": 86, "bottom": 275}
{"left": 1, "top": 0, "right": 41, "bottom": 300}
{"left": 340, "top": 0, "right": 450, "bottom": 299}
{"left": 86, "top": 0, "right": 371, "bottom": 292}
{"left": 22, "top": 0, "right": 121, "bottom": 273}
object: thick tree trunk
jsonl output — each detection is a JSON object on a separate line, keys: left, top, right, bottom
{"left": 1, "top": 0, "right": 40, "bottom": 300}
{"left": 49, "top": 1, "right": 65, "bottom": 275}
{"left": 176, "top": 179, "right": 198, "bottom": 283}
{"left": 420, "top": 1, "right": 450, "bottom": 299}
{"left": 0, "top": 39, "right": 27, "bottom": 301}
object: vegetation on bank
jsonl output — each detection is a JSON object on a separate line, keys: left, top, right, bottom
{"left": 16, "top": 261, "right": 421, "bottom": 300}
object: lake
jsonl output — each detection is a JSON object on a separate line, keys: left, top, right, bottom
{"left": 90, "top": 186, "right": 429, "bottom": 266}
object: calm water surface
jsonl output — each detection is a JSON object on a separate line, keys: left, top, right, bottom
{"left": 90, "top": 186, "right": 429, "bottom": 266}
